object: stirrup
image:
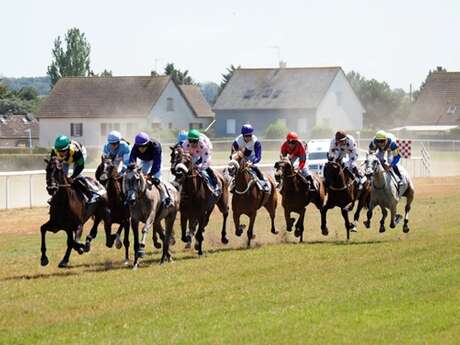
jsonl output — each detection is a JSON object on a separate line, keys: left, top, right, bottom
{"left": 162, "top": 197, "right": 173, "bottom": 208}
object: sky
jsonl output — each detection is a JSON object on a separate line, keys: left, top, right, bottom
{"left": 1, "top": 0, "right": 459, "bottom": 91}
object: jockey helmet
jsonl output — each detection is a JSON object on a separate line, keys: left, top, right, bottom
{"left": 54, "top": 135, "right": 71, "bottom": 151}
{"left": 375, "top": 130, "right": 387, "bottom": 141}
{"left": 188, "top": 129, "right": 200, "bottom": 140}
{"left": 241, "top": 124, "right": 254, "bottom": 135}
{"left": 135, "top": 132, "right": 150, "bottom": 146}
{"left": 335, "top": 130, "right": 347, "bottom": 141}
{"left": 286, "top": 131, "right": 299, "bottom": 141}
{"left": 177, "top": 130, "right": 188, "bottom": 143}
{"left": 107, "top": 130, "right": 122, "bottom": 144}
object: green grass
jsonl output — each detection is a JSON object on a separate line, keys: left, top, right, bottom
{"left": 0, "top": 194, "right": 459, "bottom": 344}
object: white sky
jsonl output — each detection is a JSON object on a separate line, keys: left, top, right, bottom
{"left": 1, "top": 0, "right": 459, "bottom": 91}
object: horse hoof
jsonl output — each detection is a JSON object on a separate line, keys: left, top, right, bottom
{"left": 294, "top": 229, "right": 301, "bottom": 238}
{"left": 235, "top": 229, "right": 243, "bottom": 237}
{"left": 321, "top": 228, "right": 329, "bottom": 236}
{"left": 40, "top": 257, "right": 49, "bottom": 267}
{"left": 350, "top": 225, "right": 358, "bottom": 233}
{"left": 221, "top": 237, "right": 229, "bottom": 245}
{"left": 77, "top": 246, "right": 85, "bottom": 255}
{"left": 194, "top": 243, "right": 200, "bottom": 251}
{"left": 115, "top": 238, "right": 123, "bottom": 249}
{"left": 153, "top": 242, "right": 162, "bottom": 249}
{"left": 379, "top": 226, "right": 386, "bottom": 233}
{"left": 390, "top": 223, "right": 396, "bottom": 229}
{"left": 271, "top": 229, "right": 279, "bottom": 235}
{"left": 124, "top": 260, "right": 130, "bottom": 266}
{"left": 58, "top": 261, "right": 69, "bottom": 268}
{"left": 181, "top": 235, "right": 191, "bottom": 243}
{"left": 137, "top": 245, "right": 146, "bottom": 258}
{"left": 363, "top": 220, "right": 370, "bottom": 229}
{"left": 169, "top": 237, "right": 176, "bottom": 246}
{"left": 84, "top": 242, "right": 91, "bottom": 253}
{"left": 403, "top": 225, "right": 410, "bottom": 233}
{"left": 184, "top": 242, "right": 192, "bottom": 249}
{"left": 132, "top": 264, "right": 139, "bottom": 271}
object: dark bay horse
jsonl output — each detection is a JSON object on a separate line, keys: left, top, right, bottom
{"left": 274, "top": 158, "right": 325, "bottom": 242}
{"left": 227, "top": 152, "right": 278, "bottom": 248}
{"left": 321, "top": 161, "right": 370, "bottom": 240}
{"left": 173, "top": 151, "right": 229, "bottom": 255}
{"left": 40, "top": 157, "right": 115, "bottom": 268}
{"left": 123, "top": 164, "right": 179, "bottom": 268}
{"left": 94, "top": 156, "right": 130, "bottom": 263}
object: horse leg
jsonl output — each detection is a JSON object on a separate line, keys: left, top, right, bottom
{"left": 234, "top": 211, "right": 245, "bottom": 237}
{"left": 379, "top": 206, "right": 387, "bottom": 233}
{"left": 139, "top": 217, "right": 154, "bottom": 258}
{"left": 320, "top": 203, "right": 331, "bottom": 236}
{"left": 247, "top": 214, "right": 257, "bottom": 248}
{"left": 194, "top": 219, "right": 205, "bottom": 256}
{"left": 115, "top": 223, "right": 123, "bottom": 250}
{"left": 58, "top": 230, "right": 74, "bottom": 268}
{"left": 294, "top": 208, "right": 306, "bottom": 243}
{"left": 341, "top": 209, "right": 352, "bottom": 241}
{"left": 40, "top": 221, "right": 52, "bottom": 266}
{"left": 285, "top": 208, "right": 295, "bottom": 232}
{"left": 264, "top": 192, "right": 279, "bottom": 235}
{"left": 131, "top": 219, "right": 140, "bottom": 270}
{"left": 180, "top": 212, "right": 190, "bottom": 244}
{"left": 217, "top": 199, "right": 229, "bottom": 245}
{"left": 103, "top": 208, "right": 116, "bottom": 248}
{"left": 403, "top": 190, "right": 414, "bottom": 233}
{"left": 85, "top": 213, "right": 102, "bottom": 252}
{"left": 123, "top": 220, "right": 130, "bottom": 264}
{"left": 161, "top": 212, "right": 176, "bottom": 264}
{"left": 389, "top": 204, "right": 398, "bottom": 229}
{"left": 152, "top": 226, "right": 163, "bottom": 249}
{"left": 364, "top": 201, "right": 374, "bottom": 229}
{"left": 351, "top": 198, "right": 365, "bottom": 232}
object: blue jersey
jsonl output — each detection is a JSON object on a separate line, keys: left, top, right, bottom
{"left": 129, "top": 139, "right": 162, "bottom": 176}
{"left": 369, "top": 133, "right": 401, "bottom": 167}
{"left": 103, "top": 140, "right": 131, "bottom": 167}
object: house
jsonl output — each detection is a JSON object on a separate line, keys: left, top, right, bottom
{"left": 408, "top": 71, "right": 460, "bottom": 126}
{"left": 0, "top": 114, "right": 39, "bottom": 147}
{"left": 213, "top": 66, "right": 364, "bottom": 137}
{"left": 37, "top": 76, "right": 214, "bottom": 147}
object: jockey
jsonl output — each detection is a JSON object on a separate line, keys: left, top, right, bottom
{"left": 129, "top": 132, "right": 172, "bottom": 207}
{"left": 231, "top": 123, "right": 269, "bottom": 192}
{"left": 176, "top": 129, "right": 188, "bottom": 147}
{"left": 51, "top": 135, "right": 100, "bottom": 203}
{"left": 182, "top": 128, "right": 220, "bottom": 196}
{"left": 102, "top": 130, "right": 131, "bottom": 173}
{"left": 280, "top": 131, "right": 317, "bottom": 192}
{"left": 328, "top": 130, "right": 365, "bottom": 189}
{"left": 369, "top": 130, "right": 403, "bottom": 188}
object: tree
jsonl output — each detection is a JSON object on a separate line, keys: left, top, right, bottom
{"left": 413, "top": 66, "right": 446, "bottom": 101}
{"left": 265, "top": 120, "right": 289, "bottom": 139}
{"left": 200, "top": 82, "right": 220, "bottom": 105}
{"left": 164, "top": 63, "right": 195, "bottom": 85}
{"left": 47, "top": 28, "right": 91, "bottom": 87}
{"left": 220, "top": 64, "right": 240, "bottom": 92}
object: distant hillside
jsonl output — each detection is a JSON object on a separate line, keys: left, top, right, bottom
{"left": 2, "top": 76, "right": 51, "bottom": 96}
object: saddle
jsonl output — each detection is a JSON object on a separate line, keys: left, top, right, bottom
{"left": 73, "top": 176, "right": 106, "bottom": 204}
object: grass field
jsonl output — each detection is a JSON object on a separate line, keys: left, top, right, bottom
{"left": 0, "top": 177, "right": 459, "bottom": 344}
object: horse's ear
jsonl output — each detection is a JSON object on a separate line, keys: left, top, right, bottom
{"left": 101, "top": 155, "right": 105, "bottom": 162}
{"left": 44, "top": 158, "right": 49, "bottom": 164}
{"left": 170, "top": 146, "right": 175, "bottom": 150}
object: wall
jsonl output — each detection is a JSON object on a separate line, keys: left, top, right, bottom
{"left": 316, "top": 70, "right": 364, "bottom": 131}
{"left": 150, "top": 80, "right": 212, "bottom": 130}
{"left": 215, "top": 109, "right": 315, "bottom": 137}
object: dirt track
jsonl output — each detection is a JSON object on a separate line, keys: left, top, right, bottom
{"left": 1, "top": 176, "right": 459, "bottom": 236}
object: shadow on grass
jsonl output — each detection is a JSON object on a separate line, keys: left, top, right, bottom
{"left": 1, "top": 270, "right": 79, "bottom": 282}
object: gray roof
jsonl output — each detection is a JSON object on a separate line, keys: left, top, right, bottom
{"left": 0, "top": 114, "right": 39, "bottom": 138}
{"left": 179, "top": 85, "right": 214, "bottom": 118}
{"left": 38, "top": 76, "right": 171, "bottom": 118}
{"left": 213, "top": 67, "right": 341, "bottom": 110}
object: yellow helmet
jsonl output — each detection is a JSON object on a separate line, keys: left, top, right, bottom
{"left": 375, "top": 130, "right": 387, "bottom": 141}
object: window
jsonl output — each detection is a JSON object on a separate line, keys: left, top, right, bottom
{"left": 447, "top": 104, "right": 457, "bottom": 115}
{"left": 189, "top": 123, "right": 204, "bottom": 130}
{"left": 243, "top": 89, "right": 255, "bottom": 99}
{"left": 101, "top": 123, "right": 121, "bottom": 136}
{"left": 226, "top": 119, "right": 236, "bottom": 134}
{"left": 166, "top": 97, "right": 175, "bottom": 111}
{"left": 71, "top": 123, "right": 83, "bottom": 137}
{"left": 168, "top": 122, "right": 173, "bottom": 129}
{"left": 101, "top": 123, "right": 108, "bottom": 136}
{"left": 272, "top": 89, "right": 282, "bottom": 98}
{"left": 262, "top": 88, "right": 272, "bottom": 98}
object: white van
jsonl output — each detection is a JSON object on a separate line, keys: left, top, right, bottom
{"left": 307, "top": 139, "right": 330, "bottom": 177}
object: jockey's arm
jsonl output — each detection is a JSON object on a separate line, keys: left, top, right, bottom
{"left": 389, "top": 142, "right": 401, "bottom": 167}
{"left": 71, "top": 151, "right": 85, "bottom": 178}
{"left": 252, "top": 141, "right": 262, "bottom": 164}
{"left": 149, "top": 143, "right": 162, "bottom": 177}
{"left": 230, "top": 140, "right": 239, "bottom": 159}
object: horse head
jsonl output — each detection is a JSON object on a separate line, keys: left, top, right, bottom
{"left": 173, "top": 151, "right": 193, "bottom": 184}
{"left": 227, "top": 150, "right": 248, "bottom": 177}
{"left": 45, "top": 156, "right": 66, "bottom": 196}
{"left": 123, "top": 163, "right": 146, "bottom": 206}
{"left": 324, "top": 160, "right": 345, "bottom": 188}
{"left": 96, "top": 155, "right": 120, "bottom": 185}
{"left": 273, "top": 158, "right": 294, "bottom": 184}
{"left": 170, "top": 144, "right": 185, "bottom": 174}
{"left": 364, "top": 152, "right": 382, "bottom": 178}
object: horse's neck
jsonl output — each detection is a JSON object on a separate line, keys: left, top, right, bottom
{"left": 108, "top": 177, "right": 123, "bottom": 201}
{"left": 235, "top": 169, "right": 251, "bottom": 188}
{"left": 373, "top": 168, "right": 386, "bottom": 189}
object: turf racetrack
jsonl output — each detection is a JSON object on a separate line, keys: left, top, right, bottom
{"left": 1, "top": 177, "right": 459, "bottom": 344}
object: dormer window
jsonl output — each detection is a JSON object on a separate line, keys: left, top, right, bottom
{"left": 243, "top": 89, "right": 255, "bottom": 99}
{"left": 447, "top": 104, "right": 457, "bottom": 115}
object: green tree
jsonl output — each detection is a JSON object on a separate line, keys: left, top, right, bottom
{"left": 265, "top": 120, "right": 289, "bottom": 139}
{"left": 47, "top": 28, "right": 91, "bottom": 87}
{"left": 164, "top": 63, "right": 195, "bottom": 85}
{"left": 220, "top": 64, "right": 240, "bottom": 93}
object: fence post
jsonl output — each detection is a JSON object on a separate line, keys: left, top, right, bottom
{"left": 5, "top": 176, "right": 9, "bottom": 209}
{"left": 29, "top": 174, "right": 33, "bottom": 208}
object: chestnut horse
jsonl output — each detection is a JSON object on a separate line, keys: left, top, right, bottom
{"left": 227, "top": 152, "right": 278, "bottom": 248}
{"left": 173, "top": 151, "right": 229, "bottom": 255}
{"left": 321, "top": 161, "right": 370, "bottom": 240}
{"left": 274, "top": 158, "right": 326, "bottom": 242}
{"left": 40, "top": 157, "right": 115, "bottom": 268}
{"left": 94, "top": 156, "right": 131, "bottom": 264}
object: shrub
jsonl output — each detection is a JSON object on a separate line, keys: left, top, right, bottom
{"left": 310, "top": 126, "right": 334, "bottom": 139}
{"left": 265, "top": 120, "right": 289, "bottom": 139}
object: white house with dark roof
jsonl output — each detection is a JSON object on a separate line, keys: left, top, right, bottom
{"left": 37, "top": 76, "right": 214, "bottom": 147}
{"left": 213, "top": 66, "right": 364, "bottom": 137}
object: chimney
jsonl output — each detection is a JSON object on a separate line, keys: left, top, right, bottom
{"left": 279, "top": 61, "right": 287, "bottom": 69}
{"left": 436, "top": 66, "right": 444, "bottom": 72}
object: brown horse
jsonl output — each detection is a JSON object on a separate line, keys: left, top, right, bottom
{"left": 40, "top": 157, "right": 115, "bottom": 268}
{"left": 274, "top": 158, "right": 325, "bottom": 242}
{"left": 94, "top": 156, "right": 130, "bottom": 264}
{"left": 227, "top": 152, "right": 278, "bottom": 248}
{"left": 321, "top": 161, "right": 370, "bottom": 240}
{"left": 173, "top": 150, "right": 229, "bottom": 255}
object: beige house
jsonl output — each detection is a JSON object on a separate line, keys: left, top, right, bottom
{"left": 37, "top": 76, "right": 214, "bottom": 148}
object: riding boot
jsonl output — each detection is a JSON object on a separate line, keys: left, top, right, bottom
{"left": 307, "top": 175, "right": 317, "bottom": 192}
{"left": 152, "top": 178, "right": 172, "bottom": 208}
{"left": 206, "top": 168, "right": 221, "bottom": 197}
{"left": 252, "top": 166, "right": 269, "bottom": 193}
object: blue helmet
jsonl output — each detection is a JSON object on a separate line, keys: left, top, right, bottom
{"left": 241, "top": 124, "right": 254, "bottom": 135}
{"left": 107, "top": 130, "right": 122, "bottom": 144}
{"left": 177, "top": 130, "right": 188, "bottom": 143}
{"left": 135, "top": 132, "right": 150, "bottom": 146}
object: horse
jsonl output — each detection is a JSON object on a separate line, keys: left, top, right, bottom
{"left": 363, "top": 153, "right": 415, "bottom": 233}
{"left": 321, "top": 160, "right": 370, "bottom": 240}
{"left": 123, "top": 164, "right": 179, "bottom": 268}
{"left": 94, "top": 156, "right": 130, "bottom": 264}
{"left": 171, "top": 146, "right": 229, "bottom": 253}
{"left": 40, "top": 157, "right": 115, "bottom": 268}
{"left": 227, "top": 151, "right": 278, "bottom": 248}
{"left": 273, "top": 158, "right": 325, "bottom": 242}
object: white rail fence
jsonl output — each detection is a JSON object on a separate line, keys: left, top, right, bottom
{"left": 0, "top": 158, "right": 427, "bottom": 210}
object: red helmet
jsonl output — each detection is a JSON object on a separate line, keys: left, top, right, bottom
{"left": 286, "top": 132, "right": 299, "bottom": 141}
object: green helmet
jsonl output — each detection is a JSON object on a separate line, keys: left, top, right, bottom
{"left": 54, "top": 135, "right": 71, "bottom": 151}
{"left": 375, "top": 130, "right": 387, "bottom": 141}
{"left": 188, "top": 129, "right": 200, "bottom": 140}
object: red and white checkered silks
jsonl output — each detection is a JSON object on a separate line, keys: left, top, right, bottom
{"left": 396, "top": 139, "right": 412, "bottom": 159}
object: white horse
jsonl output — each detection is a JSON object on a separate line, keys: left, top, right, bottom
{"left": 363, "top": 153, "right": 415, "bottom": 233}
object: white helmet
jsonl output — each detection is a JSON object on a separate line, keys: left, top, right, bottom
{"left": 107, "top": 130, "right": 122, "bottom": 144}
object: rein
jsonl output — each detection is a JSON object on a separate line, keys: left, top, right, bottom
{"left": 233, "top": 169, "right": 257, "bottom": 195}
